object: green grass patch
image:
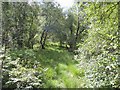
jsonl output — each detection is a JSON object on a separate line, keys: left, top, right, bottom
{"left": 4, "top": 43, "right": 87, "bottom": 88}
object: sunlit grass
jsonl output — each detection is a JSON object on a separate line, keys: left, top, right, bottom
{"left": 6, "top": 43, "right": 87, "bottom": 88}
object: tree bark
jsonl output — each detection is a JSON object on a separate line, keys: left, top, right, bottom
{"left": 40, "top": 30, "right": 47, "bottom": 49}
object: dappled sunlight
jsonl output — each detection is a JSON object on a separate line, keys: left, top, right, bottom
{"left": 2, "top": 1, "right": 119, "bottom": 89}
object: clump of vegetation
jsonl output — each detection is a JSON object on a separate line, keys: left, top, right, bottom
{"left": 3, "top": 46, "right": 88, "bottom": 88}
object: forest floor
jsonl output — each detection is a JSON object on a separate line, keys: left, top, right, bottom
{"left": 3, "top": 43, "right": 88, "bottom": 88}
{"left": 33, "top": 43, "right": 87, "bottom": 87}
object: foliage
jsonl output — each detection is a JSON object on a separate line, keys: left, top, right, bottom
{"left": 1, "top": 1, "right": 120, "bottom": 89}
{"left": 3, "top": 49, "right": 44, "bottom": 89}
{"left": 76, "top": 2, "right": 120, "bottom": 88}
{"left": 3, "top": 45, "right": 87, "bottom": 88}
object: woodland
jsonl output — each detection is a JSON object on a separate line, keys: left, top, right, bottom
{"left": 1, "top": 1, "right": 120, "bottom": 89}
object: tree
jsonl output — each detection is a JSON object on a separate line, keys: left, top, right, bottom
{"left": 40, "top": 2, "right": 65, "bottom": 49}
{"left": 65, "top": 2, "right": 88, "bottom": 52}
{"left": 77, "top": 2, "right": 119, "bottom": 87}
{"left": 2, "top": 2, "right": 42, "bottom": 49}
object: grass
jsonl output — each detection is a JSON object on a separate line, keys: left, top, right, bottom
{"left": 5, "top": 42, "right": 87, "bottom": 88}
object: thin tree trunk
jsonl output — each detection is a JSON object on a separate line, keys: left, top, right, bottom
{"left": 40, "top": 30, "right": 46, "bottom": 49}
{"left": 42, "top": 31, "right": 47, "bottom": 49}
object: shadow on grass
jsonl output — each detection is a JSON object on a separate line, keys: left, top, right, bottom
{"left": 6, "top": 45, "right": 86, "bottom": 88}
{"left": 35, "top": 46, "right": 75, "bottom": 68}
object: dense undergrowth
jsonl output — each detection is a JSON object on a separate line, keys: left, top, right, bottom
{"left": 3, "top": 43, "right": 120, "bottom": 89}
{"left": 2, "top": 42, "right": 120, "bottom": 89}
{"left": 3, "top": 43, "right": 88, "bottom": 88}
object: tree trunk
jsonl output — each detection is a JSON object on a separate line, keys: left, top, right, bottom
{"left": 40, "top": 30, "right": 47, "bottom": 49}
{"left": 42, "top": 31, "right": 47, "bottom": 49}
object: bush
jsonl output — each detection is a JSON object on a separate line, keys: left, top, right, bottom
{"left": 2, "top": 49, "right": 44, "bottom": 89}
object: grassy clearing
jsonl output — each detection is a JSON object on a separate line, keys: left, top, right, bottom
{"left": 4, "top": 43, "right": 88, "bottom": 88}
